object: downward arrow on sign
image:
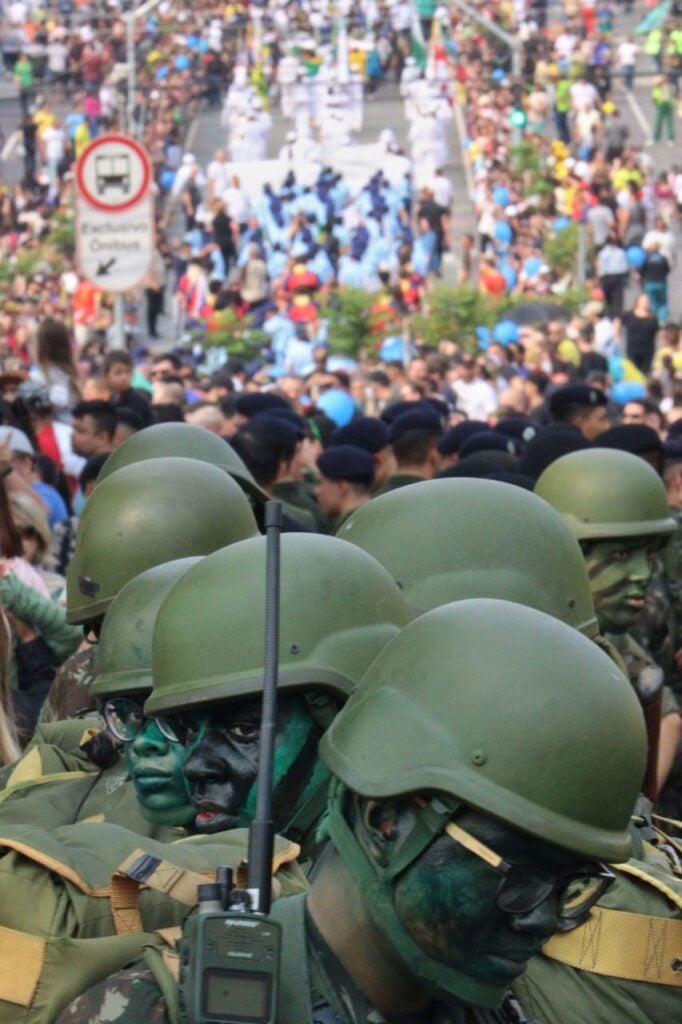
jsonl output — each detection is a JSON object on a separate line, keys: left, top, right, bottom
{"left": 97, "top": 258, "right": 117, "bottom": 276}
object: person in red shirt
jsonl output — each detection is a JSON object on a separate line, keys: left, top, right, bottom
{"left": 479, "top": 255, "right": 507, "bottom": 297}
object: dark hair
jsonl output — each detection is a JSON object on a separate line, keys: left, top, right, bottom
{"left": 79, "top": 453, "right": 110, "bottom": 491}
{"left": 152, "top": 352, "right": 182, "bottom": 371}
{"left": 72, "top": 400, "right": 117, "bottom": 439}
{"left": 391, "top": 430, "right": 441, "bottom": 467}
{"left": 34, "top": 453, "right": 73, "bottom": 515}
{"left": 231, "top": 418, "right": 298, "bottom": 488}
{"left": 150, "top": 404, "right": 185, "bottom": 424}
{"left": 36, "top": 319, "right": 81, "bottom": 398}
{"left": 0, "top": 478, "right": 23, "bottom": 557}
{"left": 526, "top": 371, "right": 550, "bottom": 395}
{"left": 103, "top": 350, "right": 133, "bottom": 373}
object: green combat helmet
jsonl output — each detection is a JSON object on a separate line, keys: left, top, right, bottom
{"left": 338, "top": 478, "right": 598, "bottom": 636}
{"left": 320, "top": 598, "right": 647, "bottom": 1010}
{"left": 145, "top": 534, "right": 412, "bottom": 849}
{"left": 534, "top": 448, "right": 676, "bottom": 541}
{"left": 91, "top": 557, "right": 202, "bottom": 828}
{"left": 97, "top": 422, "right": 267, "bottom": 506}
{"left": 66, "top": 457, "right": 259, "bottom": 625}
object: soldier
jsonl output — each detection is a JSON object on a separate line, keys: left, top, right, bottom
{"left": 143, "top": 533, "right": 411, "bottom": 859}
{"left": 535, "top": 448, "right": 682, "bottom": 797}
{"left": 373, "top": 408, "right": 443, "bottom": 495}
{"left": 314, "top": 445, "right": 375, "bottom": 530}
{"left": 43, "top": 457, "right": 259, "bottom": 722}
{"left": 58, "top": 599, "right": 646, "bottom": 1023}
{"left": 0, "top": 559, "right": 202, "bottom": 835}
{"left": 548, "top": 384, "right": 610, "bottom": 441}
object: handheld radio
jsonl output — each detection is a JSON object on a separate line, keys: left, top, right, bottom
{"left": 178, "top": 502, "right": 284, "bottom": 1024}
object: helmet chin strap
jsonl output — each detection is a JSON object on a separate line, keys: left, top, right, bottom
{"left": 325, "top": 780, "right": 512, "bottom": 1011}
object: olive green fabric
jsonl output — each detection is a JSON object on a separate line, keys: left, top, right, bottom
{"left": 272, "top": 480, "right": 329, "bottom": 533}
{"left": 373, "top": 472, "right": 426, "bottom": 495}
{"left": 339, "top": 478, "right": 598, "bottom": 634}
{"left": 0, "top": 824, "right": 306, "bottom": 1024}
{"left": 38, "top": 645, "right": 99, "bottom": 724}
{"left": 535, "top": 448, "right": 676, "bottom": 541}
{"left": 91, "top": 558, "right": 201, "bottom": 700}
{"left": 146, "top": 534, "right": 411, "bottom": 715}
{"left": 66, "top": 458, "right": 259, "bottom": 624}
{"left": 321, "top": 599, "right": 647, "bottom": 863}
{"left": 0, "top": 720, "right": 104, "bottom": 791}
{"left": 97, "top": 422, "right": 267, "bottom": 505}
{"left": 605, "top": 631, "right": 680, "bottom": 718}
{"left": 514, "top": 851, "right": 682, "bottom": 1022}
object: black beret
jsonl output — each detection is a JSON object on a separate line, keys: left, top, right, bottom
{"left": 519, "top": 424, "right": 591, "bottom": 481}
{"left": 380, "top": 400, "right": 421, "bottom": 425}
{"left": 316, "top": 445, "right": 375, "bottom": 485}
{"left": 262, "top": 405, "right": 307, "bottom": 438}
{"left": 437, "top": 421, "right": 488, "bottom": 455}
{"left": 493, "top": 416, "right": 539, "bottom": 445}
{"left": 235, "top": 392, "right": 290, "bottom": 418}
{"left": 663, "top": 439, "right": 682, "bottom": 464}
{"left": 248, "top": 413, "right": 301, "bottom": 448}
{"left": 597, "top": 425, "right": 663, "bottom": 457}
{"left": 549, "top": 384, "right": 607, "bottom": 417}
{"left": 459, "top": 431, "right": 521, "bottom": 460}
{"left": 329, "top": 416, "right": 390, "bottom": 453}
{"left": 421, "top": 396, "right": 451, "bottom": 422}
{"left": 667, "top": 419, "right": 682, "bottom": 439}
{"left": 389, "top": 408, "right": 443, "bottom": 442}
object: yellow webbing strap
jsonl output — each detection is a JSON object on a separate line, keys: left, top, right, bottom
{"left": 110, "top": 874, "right": 144, "bottom": 935}
{"left": 0, "top": 925, "right": 46, "bottom": 1007}
{"left": 5, "top": 747, "right": 43, "bottom": 786}
{"left": 155, "top": 926, "right": 182, "bottom": 949}
{"left": 117, "top": 850, "right": 212, "bottom": 905}
{"left": 543, "top": 907, "right": 682, "bottom": 986}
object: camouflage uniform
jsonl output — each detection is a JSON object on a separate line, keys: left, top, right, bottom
{"left": 38, "top": 644, "right": 98, "bottom": 723}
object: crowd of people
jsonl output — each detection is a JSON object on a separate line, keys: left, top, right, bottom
{"left": 0, "top": 3, "right": 679, "bottom": 1022}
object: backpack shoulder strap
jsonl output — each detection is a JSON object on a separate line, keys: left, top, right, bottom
{"left": 271, "top": 893, "right": 315, "bottom": 1024}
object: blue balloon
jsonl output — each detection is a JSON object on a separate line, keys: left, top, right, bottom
{"left": 552, "top": 216, "right": 571, "bottom": 232}
{"left": 379, "top": 336, "right": 407, "bottom": 363}
{"left": 492, "top": 320, "right": 520, "bottom": 345}
{"left": 175, "top": 54, "right": 190, "bottom": 71}
{"left": 491, "top": 68, "right": 505, "bottom": 81}
{"left": 523, "top": 256, "right": 542, "bottom": 278}
{"left": 160, "top": 168, "right": 175, "bottom": 191}
{"left": 475, "top": 326, "right": 491, "bottom": 350}
{"left": 500, "top": 263, "right": 517, "bottom": 290}
{"left": 492, "top": 186, "right": 510, "bottom": 207}
{"left": 626, "top": 245, "right": 645, "bottom": 269}
{"left": 493, "top": 221, "right": 512, "bottom": 244}
{"left": 317, "top": 388, "right": 357, "bottom": 427}
{"left": 611, "top": 381, "right": 647, "bottom": 405}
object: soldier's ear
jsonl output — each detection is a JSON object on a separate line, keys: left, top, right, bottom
{"left": 359, "top": 798, "right": 416, "bottom": 866}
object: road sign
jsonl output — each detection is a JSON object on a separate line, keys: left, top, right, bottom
{"left": 75, "top": 134, "right": 154, "bottom": 293}
{"left": 76, "top": 134, "right": 152, "bottom": 213}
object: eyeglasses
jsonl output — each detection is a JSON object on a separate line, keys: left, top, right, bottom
{"left": 155, "top": 711, "right": 206, "bottom": 746}
{"left": 103, "top": 696, "right": 146, "bottom": 743}
{"left": 444, "top": 819, "right": 615, "bottom": 930}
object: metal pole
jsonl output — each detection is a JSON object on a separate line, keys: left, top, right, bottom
{"left": 113, "top": 294, "right": 125, "bottom": 349}
{"left": 126, "top": 12, "right": 135, "bottom": 136}
{"left": 510, "top": 46, "right": 522, "bottom": 148}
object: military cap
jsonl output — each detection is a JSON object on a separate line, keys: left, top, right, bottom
{"left": 459, "top": 430, "right": 521, "bottom": 460}
{"left": 317, "top": 445, "right": 375, "bottom": 486}
{"left": 493, "top": 416, "right": 538, "bottom": 445}
{"left": 437, "top": 420, "right": 488, "bottom": 455}
{"left": 549, "top": 384, "right": 607, "bottom": 418}
{"left": 329, "top": 416, "right": 390, "bottom": 453}
{"left": 519, "top": 424, "right": 591, "bottom": 481}
{"left": 380, "top": 400, "right": 420, "bottom": 425}
{"left": 389, "top": 408, "right": 443, "bottom": 442}
{"left": 235, "top": 392, "right": 290, "bottom": 418}
{"left": 421, "top": 395, "right": 450, "bottom": 423}
{"left": 663, "top": 439, "right": 682, "bottom": 464}
{"left": 261, "top": 405, "right": 307, "bottom": 438}
{"left": 597, "top": 425, "right": 663, "bottom": 459}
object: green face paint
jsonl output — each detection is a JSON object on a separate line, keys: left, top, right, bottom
{"left": 392, "top": 809, "right": 589, "bottom": 986}
{"left": 583, "top": 537, "right": 657, "bottom": 634}
{"left": 125, "top": 718, "right": 196, "bottom": 826}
